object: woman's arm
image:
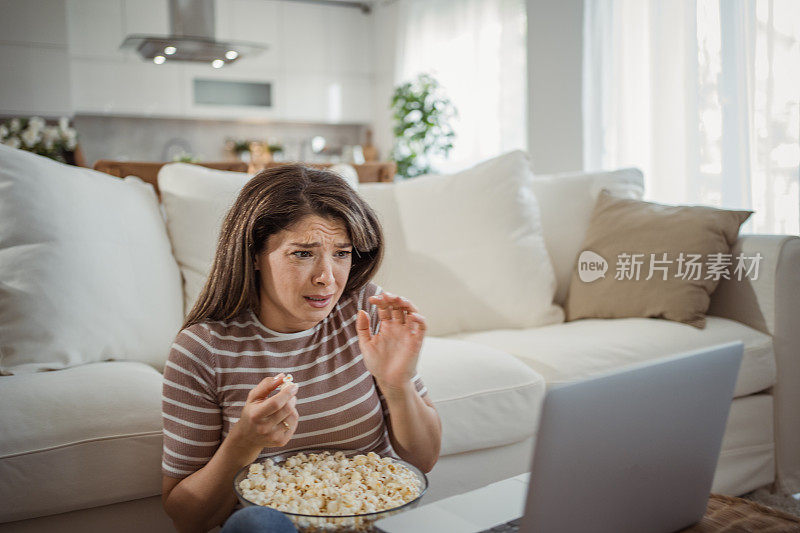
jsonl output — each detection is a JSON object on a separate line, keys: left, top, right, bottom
{"left": 162, "top": 375, "right": 299, "bottom": 532}
{"left": 378, "top": 380, "right": 442, "bottom": 473}
{"left": 356, "top": 291, "right": 443, "bottom": 474}
{"left": 162, "top": 436, "right": 262, "bottom": 532}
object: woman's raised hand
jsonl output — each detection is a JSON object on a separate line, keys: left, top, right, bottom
{"left": 356, "top": 292, "right": 427, "bottom": 393}
{"left": 229, "top": 373, "right": 299, "bottom": 454}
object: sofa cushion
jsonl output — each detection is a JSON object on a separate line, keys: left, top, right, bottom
{"left": 0, "top": 362, "right": 164, "bottom": 522}
{"left": 564, "top": 191, "right": 752, "bottom": 328}
{"left": 529, "top": 168, "right": 644, "bottom": 305}
{"left": 328, "top": 163, "right": 359, "bottom": 190}
{"left": 0, "top": 145, "right": 184, "bottom": 374}
{"left": 358, "top": 150, "right": 564, "bottom": 336}
{"left": 417, "top": 337, "right": 546, "bottom": 455}
{"left": 158, "top": 163, "right": 251, "bottom": 315}
{"left": 447, "top": 316, "right": 774, "bottom": 399}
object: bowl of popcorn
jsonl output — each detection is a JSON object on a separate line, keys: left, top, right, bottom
{"left": 233, "top": 449, "right": 428, "bottom": 533}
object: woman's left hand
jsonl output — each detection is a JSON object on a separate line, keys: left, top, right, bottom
{"left": 356, "top": 292, "right": 427, "bottom": 393}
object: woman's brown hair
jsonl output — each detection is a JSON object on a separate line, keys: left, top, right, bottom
{"left": 182, "top": 164, "right": 384, "bottom": 330}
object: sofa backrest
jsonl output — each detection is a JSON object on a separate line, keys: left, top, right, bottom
{"left": 93, "top": 160, "right": 249, "bottom": 198}
{"left": 156, "top": 158, "right": 644, "bottom": 329}
{"left": 530, "top": 168, "right": 644, "bottom": 304}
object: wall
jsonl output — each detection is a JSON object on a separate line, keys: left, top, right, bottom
{"left": 371, "top": 0, "right": 586, "bottom": 175}
{"left": 370, "top": 0, "right": 400, "bottom": 163}
{"left": 526, "top": 0, "right": 585, "bottom": 174}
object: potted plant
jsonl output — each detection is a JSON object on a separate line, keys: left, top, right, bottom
{"left": 0, "top": 116, "right": 80, "bottom": 164}
{"left": 390, "top": 73, "right": 457, "bottom": 179}
{"left": 227, "top": 139, "right": 253, "bottom": 163}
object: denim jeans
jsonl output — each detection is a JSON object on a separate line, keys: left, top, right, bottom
{"left": 220, "top": 506, "right": 298, "bottom": 533}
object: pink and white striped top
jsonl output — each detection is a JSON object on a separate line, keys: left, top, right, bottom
{"left": 161, "top": 282, "right": 429, "bottom": 479}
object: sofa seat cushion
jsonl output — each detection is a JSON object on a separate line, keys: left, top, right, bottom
{"left": 447, "top": 316, "right": 774, "bottom": 399}
{"left": 0, "top": 362, "right": 163, "bottom": 523}
{"left": 417, "top": 338, "right": 546, "bottom": 456}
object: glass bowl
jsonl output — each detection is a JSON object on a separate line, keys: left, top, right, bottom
{"left": 233, "top": 449, "right": 429, "bottom": 533}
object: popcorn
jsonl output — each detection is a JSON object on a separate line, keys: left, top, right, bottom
{"left": 239, "top": 451, "right": 421, "bottom": 517}
{"left": 280, "top": 374, "right": 294, "bottom": 391}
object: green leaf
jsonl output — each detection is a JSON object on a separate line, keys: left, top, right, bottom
{"left": 390, "top": 73, "right": 458, "bottom": 178}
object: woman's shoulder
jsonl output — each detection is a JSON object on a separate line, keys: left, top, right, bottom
{"left": 353, "top": 281, "right": 384, "bottom": 312}
{"left": 171, "top": 311, "right": 255, "bottom": 356}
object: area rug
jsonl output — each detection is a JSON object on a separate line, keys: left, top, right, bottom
{"left": 741, "top": 486, "right": 800, "bottom": 518}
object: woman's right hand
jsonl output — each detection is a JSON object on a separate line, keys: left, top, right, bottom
{"left": 229, "top": 373, "right": 299, "bottom": 454}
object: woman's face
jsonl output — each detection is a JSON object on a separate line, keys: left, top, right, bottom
{"left": 255, "top": 214, "right": 353, "bottom": 333}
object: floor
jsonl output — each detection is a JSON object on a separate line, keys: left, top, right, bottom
{"left": 741, "top": 487, "right": 800, "bottom": 517}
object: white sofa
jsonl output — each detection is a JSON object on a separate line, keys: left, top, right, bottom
{"left": 0, "top": 146, "right": 798, "bottom": 533}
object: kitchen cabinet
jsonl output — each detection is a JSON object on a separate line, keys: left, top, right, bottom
{"left": 67, "top": 0, "right": 168, "bottom": 59}
{"left": 66, "top": 0, "right": 125, "bottom": 59}
{"left": 281, "top": 2, "right": 329, "bottom": 74}
{"left": 282, "top": 73, "right": 372, "bottom": 124}
{"left": 0, "top": 0, "right": 71, "bottom": 116}
{"left": 215, "top": 0, "right": 280, "bottom": 71}
{"left": 10, "top": 0, "right": 377, "bottom": 123}
{"left": 123, "top": 0, "right": 170, "bottom": 36}
{"left": 184, "top": 0, "right": 374, "bottom": 124}
{"left": 278, "top": 2, "right": 373, "bottom": 123}
{"left": 338, "top": 75, "right": 373, "bottom": 123}
{"left": 282, "top": 73, "right": 330, "bottom": 122}
{"left": 71, "top": 59, "right": 183, "bottom": 117}
{"left": 281, "top": 2, "right": 371, "bottom": 77}
{"left": 180, "top": 64, "right": 283, "bottom": 120}
{"left": 327, "top": 5, "right": 372, "bottom": 76}
{"left": 0, "top": 0, "right": 68, "bottom": 46}
{"left": 0, "top": 44, "right": 71, "bottom": 116}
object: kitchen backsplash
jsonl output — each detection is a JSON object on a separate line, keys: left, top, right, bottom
{"left": 74, "top": 115, "right": 368, "bottom": 166}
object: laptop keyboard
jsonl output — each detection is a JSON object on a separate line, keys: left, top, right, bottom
{"left": 479, "top": 517, "right": 522, "bottom": 532}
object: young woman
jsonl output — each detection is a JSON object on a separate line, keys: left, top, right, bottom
{"left": 160, "top": 165, "right": 442, "bottom": 532}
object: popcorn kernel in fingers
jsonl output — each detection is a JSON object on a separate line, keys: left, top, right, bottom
{"left": 280, "top": 374, "right": 294, "bottom": 391}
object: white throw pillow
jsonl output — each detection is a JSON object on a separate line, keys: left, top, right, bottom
{"left": 359, "top": 150, "right": 564, "bottom": 336}
{"left": 158, "top": 163, "right": 251, "bottom": 315}
{"left": 0, "top": 145, "right": 184, "bottom": 374}
{"left": 529, "top": 168, "right": 644, "bottom": 305}
{"left": 328, "top": 163, "right": 359, "bottom": 190}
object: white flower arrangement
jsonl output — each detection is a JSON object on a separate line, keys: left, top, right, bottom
{"left": 1, "top": 116, "right": 79, "bottom": 163}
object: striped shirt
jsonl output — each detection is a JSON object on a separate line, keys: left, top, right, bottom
{"left": 161, "top": 282, "right": 429, "bottom": 479}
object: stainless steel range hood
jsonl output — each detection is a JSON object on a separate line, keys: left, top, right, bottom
{"left": 120, "top": 0, "right": 267, "bottom": 65}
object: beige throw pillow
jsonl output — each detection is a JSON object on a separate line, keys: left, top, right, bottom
{"left": 565, "top": 191, "right": 751, "bottom": 328}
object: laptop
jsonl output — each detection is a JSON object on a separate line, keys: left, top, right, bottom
{"left": 375, "top": 342, "right": 744, "bottom": 533}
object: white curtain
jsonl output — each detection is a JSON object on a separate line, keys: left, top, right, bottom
{"left": 393, "top": 0, "right": 528, "bottom": 173}
{"left": 584, "top": 0, "right": 800, "bottom": 235}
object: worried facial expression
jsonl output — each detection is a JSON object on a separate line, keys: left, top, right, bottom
{"left": 255, "top": 214, "right": 353, "bottom": 333}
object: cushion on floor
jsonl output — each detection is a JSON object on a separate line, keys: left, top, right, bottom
{"left": 447, "top": 316, "right": 775, "bottom": 398}
{"left": 0, "top": 362, "right": 164, "bottom": 522}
